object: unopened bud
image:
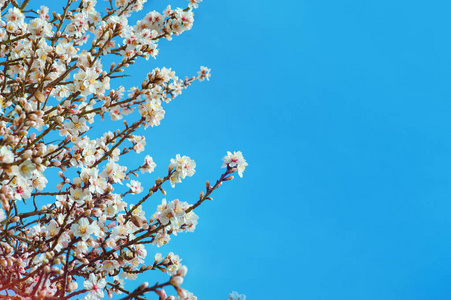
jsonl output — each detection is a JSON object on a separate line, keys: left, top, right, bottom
{"left": 56, "top": 182, "right": 64, "bottom": 191}
{"left": 170, "top": 276, "right": 184, "bottom": 287}
{"left": 177, "top": 265, "right": 188, "bottom": 277}
{"left": 1, "top": 200, "right": 9, "bottom": 212}
{"left": 227, "top": 167, "right": 238, "bottom": 174}
{"left": 130, "top": 215, "right": 143, "bottom": 228}
{"left": 23, "top": 150, "right": 32, "bottom": 159}
{"left": 176, "top": 287, "right": 187, "bottom": 299}
{"left": 137, "top": 282, "right": 149, "bottom": 291}
{"left": 155, "top": 289, "right": 167, "bottom": 299}
{"left": 34, "top": 91, "right": 45, "bottom": 103}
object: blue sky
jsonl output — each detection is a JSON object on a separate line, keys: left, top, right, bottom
{"left": 151, "top": 0, "right": 451, "bottom": 299}
{"left": 37, "top": 0, "right": 451, "bottom": 299}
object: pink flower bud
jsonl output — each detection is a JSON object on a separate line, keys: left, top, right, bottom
{"left": 170, "top": 276, "right": 184, "bottom": 287}
{"left": 23, "top": 150, "right": 32, "bottom": 159}
{"left": 56, "top": 182, "right": 64, "bottom": 191}
{"left": 138, "top": 282, "right": 149, "bottom": 290}
{"left": 177, "top": 265, "right": 188, "bottom": 277}
{"left": 176, "top": 287, "right": 187, "bottom": 299}
{"left": 156, "top": 289, "right": 167, "bottom": 299}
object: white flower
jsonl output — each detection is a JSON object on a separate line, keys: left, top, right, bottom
{"left": 170, "top": 154, "right": 196, "bottom": 178}
{"left": 130, "top": 204, "right": 145, "bottom": 218}
{"left": 168, "top": 154, "right": 196, "bottom": 187}
{"left": 141, "top": 155, "right": 156, "bottom": 174}
{"left": 44, "top": 219, "right": 60, "bottom": 238}
{"left": 66, "top": 115, "right": 89, "bottom": 134}
{"left": 169, "top": 171, "right": 182, "bottom": 188}
{"left": 70, "top": 218, "right": 97, "bottom": 241}
{"left": 69, "top": 187, "right": 87, "bottom": 205}
{"left": 102, "top": 260, "right": 120, "bottom": 275}
{"left": 101, "top": 161, "right": 127, "bottom": 184}
{"left": 105, "top": 237, "right": 117, "bottom": 249}
{"left": 221, "top": 151, "right": 248, "bottom": 177}
{"left": 0, "top": 146, "right": 14, "bottom": 163}
{"left": 83, "top": 273, "right": 106, "bottom": 299}
{"left": 126, "top": 180, "right": 143, "bottom": 194}
{"left": 154, "top": 253, "right": 163, "bottom": 263}
{"left": 75, "top": 241, "right": 89, "bottom": 254}
{"left": 197, "top": 65, "right": 210, "bottom": 81}
{"left": 31, "top": 171, "right": 48, "bottom": 191}
{"left": 120, "top": 271, "right": 138, "bottom": 280}
{"left": 111, "top": 224, "right": 132, "bottom": 239}
{"left": 15, "top": 159, "right": 36, "bottom": 179}
{"left": 188, "top": 0, "right": 203, "bottom": 9}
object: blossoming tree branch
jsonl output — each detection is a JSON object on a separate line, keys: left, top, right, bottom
{"left": 0, "top": 0, "right": 248, "bottom": 299}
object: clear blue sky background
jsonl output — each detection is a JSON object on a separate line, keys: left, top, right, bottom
{"left": 142, "top": 0, "right": 451, "bottom": 299}
{"left": 42, "top": 0, "right": 451, "bottom": 299}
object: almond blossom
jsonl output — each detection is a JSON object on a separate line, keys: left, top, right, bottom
{"left": 0, "top": 0, "right": 247, "bottom": 299}
{"left": 83, "top": 273, "right": 107, "bottom": 300}
{"left": 222, "top": 151, "right": 248, "bottom": 177}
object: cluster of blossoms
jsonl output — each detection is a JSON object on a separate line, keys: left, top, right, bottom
{"left": 169, "top": 154, "right": 196, "bottom": 187}
{"left": 0, "top": 0, "right": 244, "bottom": 299}
{"left": 222, "top": 151, "right": 248, "bottom": 178}
{"left": 152, "top": 198, "right": 199, "bottom": 246}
